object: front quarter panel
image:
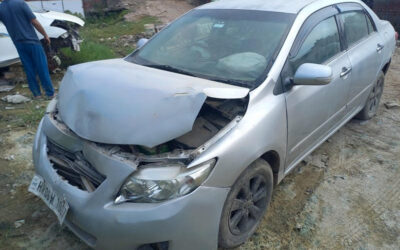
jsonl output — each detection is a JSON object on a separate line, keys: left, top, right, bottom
{"left": 191, "top": 81, "right": 287, "bottom": 188}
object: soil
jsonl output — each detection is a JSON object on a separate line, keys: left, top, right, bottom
{"left": 123, "top": 0, "right": 195, "bottom": 24}
{"left": 0, "top": 3, "right": 399, "bottom": 248}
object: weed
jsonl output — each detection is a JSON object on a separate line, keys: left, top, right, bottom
{"left": 60, "top": 41, "right": 115, "bottom": 66}
{"left": 60, "top": 11, "right": 158, "bottom": 66}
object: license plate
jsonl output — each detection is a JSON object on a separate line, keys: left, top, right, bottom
{"left": 29, "top": 175, "right": 69, "bottom": 224}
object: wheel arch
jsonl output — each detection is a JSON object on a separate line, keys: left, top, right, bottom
{"left": 260, "top": 150, "right": 281, "bottom": 185}
{"left": 382, "top": 60, "right": 391, "bottom": 75}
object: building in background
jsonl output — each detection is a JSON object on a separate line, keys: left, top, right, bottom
{"left": 26, "top": 0, "right": 85, "bottom": 16}
{"left": 26, "top": 0, "right": 124, "bottom": 16}
{"left": 373, "top": 0, "right": 400, "bottom": 32}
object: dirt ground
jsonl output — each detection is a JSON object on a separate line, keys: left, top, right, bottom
{"left": 123, "top": 0, "right": 195, "bottom": 23}
{"left": 0, "top": 3, "right": 399, "bottom": 248}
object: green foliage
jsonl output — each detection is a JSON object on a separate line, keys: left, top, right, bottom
{"left": 60, "top": 10, "right": 158, "bottom": 66}
{"left": 60, "top": 41, "right": 116, "bottom": 66}
{"left": 82, "top": 15, "right": 157, "bottom": 41}
{"left": 15, "top": 103, "right": 46, "bottom": 128}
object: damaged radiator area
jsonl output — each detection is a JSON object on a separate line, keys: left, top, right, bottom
{"left": 47, "top": 140, "right": 105, "bottom": 192}
{"left": 47, "top": 96, "right": 247, "bottom": 191}
{"left": 96, "top": 96, "right": 249, "bottom": 164}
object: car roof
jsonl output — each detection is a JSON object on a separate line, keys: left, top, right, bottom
{"left": 198, "top": 0, "right": 329, "bottom": 14}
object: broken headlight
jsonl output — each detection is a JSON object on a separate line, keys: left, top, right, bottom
{"left": 115, "top": 159, "right": 216, "bottom": 203}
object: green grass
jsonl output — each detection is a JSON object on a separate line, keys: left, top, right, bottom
{"left": 60, "top": 41, "right": 116, "bottom": 66}
{"left": 60, "top": 11, "right": 159, "bottom": 66}
{"left": 13, "top": 103, "right": 46, "bottom": 128}
{"left": 83, "top": 12, "right": 158, "bottom": 41}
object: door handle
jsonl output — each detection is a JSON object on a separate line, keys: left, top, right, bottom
{"left": 340, "top": 67, "right": 352, "bottom": 78}
{"left": 377, "top": 44, "right": 384, "bottom": 52}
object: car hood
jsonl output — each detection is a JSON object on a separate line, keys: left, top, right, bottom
{"left": 58, "top": 59, "right": 250, "bottom": 147}
{"left": 36, "top": 11, "right": 85, "bottom": 26}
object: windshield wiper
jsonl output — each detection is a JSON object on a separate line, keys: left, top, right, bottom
{"left": 143, "top": 64, "right": 196, "bottom": 77}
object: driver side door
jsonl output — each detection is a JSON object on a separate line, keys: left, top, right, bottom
{"left": 282, "top": 7, "right": 352, "bottom": 170}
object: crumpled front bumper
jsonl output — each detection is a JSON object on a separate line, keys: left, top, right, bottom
{"left": 32, "top": 114, "right": 229, "bottom": 250}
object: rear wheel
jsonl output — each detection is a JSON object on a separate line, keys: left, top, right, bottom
{"left": 219, "top": 159, "right": 273, "bottom": 248}
{"left": 356, "top": 71, "right": 385, "bottom": 120}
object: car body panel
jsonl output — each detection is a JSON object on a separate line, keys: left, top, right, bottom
{"left": 58, "top": 59, "right": 250, "bottom": 147}
{"left": 200, "top": 0, "right": 318, "bottom": 14}
{"left": 285, "top": 51, "right": 353, "bottom": 166}
{"left": 0, "top": 29, "right": 19, "bottom": 67}
{"left": 30, "top": 0, "right": 396, "bottom": 249}
{"left": 34, "top": 117, "right": 228, "bottom": 250}
{"left": 36, "top": 10, "right": 85, "bottom": 27}
{"left": 0, "top": 9, "right": 84, "bottom": 68}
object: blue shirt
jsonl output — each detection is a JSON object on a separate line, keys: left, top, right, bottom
{"left": 0, "top": 0, "right": 40, "bottom": 44}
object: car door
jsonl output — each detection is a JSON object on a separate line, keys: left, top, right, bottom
{"left": 337, "top": 3, "right": 384, "bottom": 114}
{"left": 0, "top": 22, "right": 19, "bottom": 67}
{"left": 282, "top": 7, "right": 352, "bottom": 168}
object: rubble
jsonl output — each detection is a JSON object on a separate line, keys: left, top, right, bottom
{"left": 0, "top": 79, "right": 15, "bottom": 92}
{"left": 384, "top": 101, "right": 400, "bottom": 109}
{"left": 14, "top": 220, "right": 25, "bottom": 229}
{"left": 1, "top": 94, "right": 31, "bottom": 104}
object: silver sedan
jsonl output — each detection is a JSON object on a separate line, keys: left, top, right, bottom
{"left": 30, "top": 0, "right": 396, "bottom": 249}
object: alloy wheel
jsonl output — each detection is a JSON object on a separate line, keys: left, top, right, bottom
{"left": 228, "top": 175, "right": 268, "bottom": 235}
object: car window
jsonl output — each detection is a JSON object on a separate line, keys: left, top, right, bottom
{"left": 127, "top": 9, "right": 295, "bottom": 89}
{"left": 340, "top": 11, "right": 369, "bottom": 47}
{"left": 290, "top": 16, "right": 341, "bottom": 71}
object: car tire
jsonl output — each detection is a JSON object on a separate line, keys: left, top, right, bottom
{"left": 356, "top": 71, "right": 385, "bottom": 120}
{"left": 218, "top": 159, "right": 273, "bottom": 249}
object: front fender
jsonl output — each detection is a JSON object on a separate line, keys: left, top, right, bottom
{"left": 37, "top": 26, "right": 67, "bottom": 40}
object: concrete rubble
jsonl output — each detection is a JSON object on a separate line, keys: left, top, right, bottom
{"left": 1, "top": 94, "right": 31, "bottom": 104}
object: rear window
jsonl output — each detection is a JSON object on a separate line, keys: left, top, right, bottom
{"left": 340, "top": 11, "right": 370, "bottom": 47}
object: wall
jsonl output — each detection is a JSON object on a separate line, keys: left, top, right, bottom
{"left": 373, "top": 0, "right": 400, "bottom": 31}
{"left": 26, "top": 0, "right": 85, "bottom": 16}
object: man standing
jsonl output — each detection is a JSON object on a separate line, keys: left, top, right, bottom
{"left": 0, "top": 0, "right": 55, "bottom": 98}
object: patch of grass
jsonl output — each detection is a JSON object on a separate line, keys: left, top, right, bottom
{"left": 82, "top": 14, "right": 158, "bottom": 41}
{"left": 14, "top": 103, "right": 46, "bottom": 128}
{"left": 60, "top": 41, "right": 116, "bottom": 66}
{"left": 60, "top": 10, "right": 158, "bottom": 66}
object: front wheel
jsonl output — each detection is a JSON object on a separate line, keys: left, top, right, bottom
{"left": 356, "top": 71, "right": 385, "bottom": 120}
{"left": 218, "top": 159, "right": 273, "bottom": 248}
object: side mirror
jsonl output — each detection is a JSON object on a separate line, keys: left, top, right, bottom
{"left": 136, "top": 38, "right": 149, "bottom": 49}
{"left": 293, "top": 63, "right": 333, "bottom": 86}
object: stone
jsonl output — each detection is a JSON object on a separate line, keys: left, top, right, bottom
{"left": 3, "top": 72, "right": 16, "bottom": 80}
{"left": 1, "top": 94, "right": 31, "bottom": 104}
{"left": 0, "top": 79, "right": 15, "bottom": 92}
{"left": 14, "top": 220, "right": 25, "bottom": 228}
{"left": 384, "top": 101, "right": 400, "bottom": 109}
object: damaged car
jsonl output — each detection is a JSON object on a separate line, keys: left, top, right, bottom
{"left": 0, "top": 5, "right": 84, "bottom": 71}
{"left": 29, "top": 0, "right": 396, "bottom": 249}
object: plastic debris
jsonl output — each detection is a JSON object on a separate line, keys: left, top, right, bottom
{"left": 1, "top": 94, "right": 31, "bottom": 104}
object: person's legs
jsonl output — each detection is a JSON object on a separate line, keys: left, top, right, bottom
{"left": 14, "top": 43, "right": 41, "bottom": 97}
{"left": 32, "top": 43, "right": 54, "bottom": 97}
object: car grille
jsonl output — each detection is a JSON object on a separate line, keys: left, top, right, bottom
{"left": 47, "top": 140, "right": 105, "bottom": 192}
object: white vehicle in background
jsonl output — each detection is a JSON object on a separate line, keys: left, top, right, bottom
{"left": 0, "top": 6, "right": 84, "bottom": 70}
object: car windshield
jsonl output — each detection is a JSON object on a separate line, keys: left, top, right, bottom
{"left": 126, "top": 9, "right": 295, "bottom": 89}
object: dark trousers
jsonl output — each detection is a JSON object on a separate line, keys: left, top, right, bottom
{"left": 14, "top": 42, "right": 54, "bottom": 97}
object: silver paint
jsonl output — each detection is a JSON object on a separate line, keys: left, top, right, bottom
{"left": 58, "top": 59, "right": 249, "bottom": 147}
{"left": 32, "top": 0, "right": 396, "bottom": 249}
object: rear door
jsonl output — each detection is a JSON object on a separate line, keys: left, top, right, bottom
{"left": 282, "top": 7, "right": 352, "bottom": 168}
{"left": 337, "top": 3, "right": 384, "bottom": 113}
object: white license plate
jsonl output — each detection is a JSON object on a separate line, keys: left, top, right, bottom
{"left": 29, "top": 175, "right": 69, "bottom": 224}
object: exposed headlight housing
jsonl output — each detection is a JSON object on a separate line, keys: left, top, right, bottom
{"left": 115, "top": 159, "right": 216, "bottom": 204}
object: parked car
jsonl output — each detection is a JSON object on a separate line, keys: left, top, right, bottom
{"left": 0, "top": 6, "right": 84, "bottom": 70}
{"left": 29, "top": 0, "right": 396, "bottom": 249}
